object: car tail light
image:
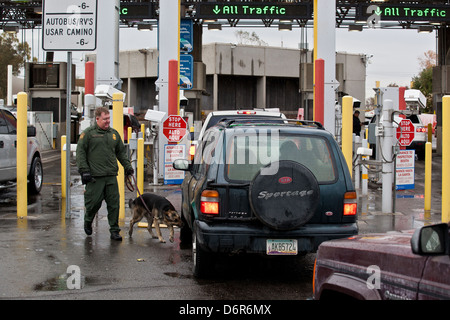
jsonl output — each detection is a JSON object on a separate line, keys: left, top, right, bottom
{"left": 189, "top": 144, "right": 196, "bottom": 160}
{"left": 201, "top": 190, "right": 219, "bottom": 215}
{"left": 416, "top": 127, "right": 426, "bottom": 133}
{"left": 343, "top": 191, "right": 357, "bottom": 216}
{"left": 237, "top": 111, "right": 256, "bottom": 115}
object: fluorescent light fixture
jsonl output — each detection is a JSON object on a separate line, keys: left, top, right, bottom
{"left": 138, "top": 24, "right": 153, "bottom": 31}
{"left": 349, "top": 25, "right": 363, "bottom": 32}
{"left": 418, "top": 26, "right": 433, "bottom": 33}
{"left": 278, "top": 24, "right": 292, "bottom": 31}
{"left": 208, "top": 23, "right": 222, "bottom": 31}
{"left": 3, "top": 25, "right": 19, "bottom": 33}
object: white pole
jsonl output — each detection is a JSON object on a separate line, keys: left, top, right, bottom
{"left": 362, "top": 138, "right": 368, "bottom": 196}
{"left": 7, "top": 65, "right": 13, "bottom": 106}
{"left": 156, "top": 0, "right": 180, "bottom": 179}
{"left": 382, "top": 99, "right": 394, "bottom": 213}
{"left": 96, "top": 0, "right": 120, "bottom": 87}
{"left": 354, "top": 134, "right": 360, "bottom": 190}
{"left": 315, "top": 0, "right": 337, "bottom": 134}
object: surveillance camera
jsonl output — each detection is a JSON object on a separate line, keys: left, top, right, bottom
{"left": 357, "top": 147, "right": 373, "bottom": 157}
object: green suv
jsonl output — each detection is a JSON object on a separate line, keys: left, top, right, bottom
{"left": 174, "top": 120, "right": 357, "bottom": 277}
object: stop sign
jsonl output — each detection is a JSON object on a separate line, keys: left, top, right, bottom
{"left": 396, "top": 119, "right": 415, "bottom": 147}
{"left": 163, "top": 115, "right": 187, "bottom": 143}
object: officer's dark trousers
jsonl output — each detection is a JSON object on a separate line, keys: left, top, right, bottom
{"left": 84, "top": 176, "right": 120, "bottom": 233}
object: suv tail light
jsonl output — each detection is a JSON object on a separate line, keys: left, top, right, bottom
{"left": 343, "top": 191, "right": 357, "bottom": 216}
{"left": 201, "top": 190, "right": 219, "bottom": 215}
{"left": 312, "top": 258, "right": 317, "bottom": 296}
{"left": 189, "top": 144, "right": 196, "bottom": 160}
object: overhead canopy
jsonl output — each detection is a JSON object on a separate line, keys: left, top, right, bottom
{"left": 1, "top": 0, "right": 450, "bottom": 30}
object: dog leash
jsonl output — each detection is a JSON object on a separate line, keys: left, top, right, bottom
{"left": 126, "top": 174, "right": 178, "bottom": 224}
{"left": 126, "top": 174, "right": 154, "bottom": 217}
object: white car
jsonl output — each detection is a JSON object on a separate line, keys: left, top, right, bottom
{"left": 189, "top": 110, "right": 287, "bottom": 158}
{"left": 0, "top": 107, "right": 43, "bottom": 194}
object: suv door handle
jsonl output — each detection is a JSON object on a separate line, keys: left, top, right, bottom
{"left": 0, "top": 141, "right": 3, "bottom": 148}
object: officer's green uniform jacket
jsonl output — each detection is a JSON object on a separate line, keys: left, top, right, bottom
{"left": 76, "top": 124, "right": 132, "bottom": 176}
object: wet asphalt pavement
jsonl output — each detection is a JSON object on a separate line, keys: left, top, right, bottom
{"left": 0, "top": 149, "right": 443, "bottom": 300}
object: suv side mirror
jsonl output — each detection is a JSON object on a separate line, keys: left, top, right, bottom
{"left": 173, "top": 159, "right": 191, "bottom": 171}
{"left": 411, "top": 223, "right": 449, "bottom": 255}
{"left": 27, "top": 126, "right": 37, "bottom": 137}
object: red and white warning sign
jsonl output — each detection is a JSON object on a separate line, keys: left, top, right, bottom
{"left": 396, "top": 119, "right": 415, "bottom": 147}
{"left": 163, "top": 115, "right": 187, "bottom": 143}
{"left": 396, "top": 150, "right": 415, "bottom": 190}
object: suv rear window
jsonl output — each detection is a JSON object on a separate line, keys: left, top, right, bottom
{"left": 225, "top": 131, "right": 336, "bottom": 183}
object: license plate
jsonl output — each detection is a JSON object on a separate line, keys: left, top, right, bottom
{"left": 266, "top": 239, "right": 298, "bottom": 255}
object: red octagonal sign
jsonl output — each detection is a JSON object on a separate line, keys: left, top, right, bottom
{"left": 163, "top": 115, "right": 187, "bottom": 143}
{"left": 396, "top": 119, "right": 415, "bottom": 147}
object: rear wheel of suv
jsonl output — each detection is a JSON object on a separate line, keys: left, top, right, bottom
{"left": 192, "top": 226, "right": 213, "bottom": 278}
{"left": 28, "top": 156, "right": 43, "bottom": 194}
{"left": 249, "top": 160, "right": 320, "bottom": 230}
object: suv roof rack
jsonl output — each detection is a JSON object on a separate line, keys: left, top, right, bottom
{"left": 283, "top": 119, "right": 324, "bottom": 129}
{"left": 218, "top": 118, "right": 324, "bottom": 129}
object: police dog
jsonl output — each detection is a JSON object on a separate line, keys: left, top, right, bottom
{"left": 128, "top": 193, "right": 182, "bottom": 243}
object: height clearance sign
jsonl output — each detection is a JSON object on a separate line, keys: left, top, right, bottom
{"left": 42, "top": 0, "right": 97, "bottom": 51}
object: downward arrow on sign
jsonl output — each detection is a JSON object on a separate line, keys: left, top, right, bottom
{"left": 213, "top": 5, "right": 221, "bottom": 14}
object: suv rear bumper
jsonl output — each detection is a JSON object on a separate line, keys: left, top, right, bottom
{"left": 194, "top": 220, "right": 358, "bottom": 254}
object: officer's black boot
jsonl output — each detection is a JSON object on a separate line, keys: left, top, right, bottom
{"left": 84, "top": 221, "right": 92, "bottom": 236}
{"left": 110, "top": 231, "right": 122, "bottom": 241}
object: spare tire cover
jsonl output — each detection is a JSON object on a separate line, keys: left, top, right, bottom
{"left": 249, "top": 160, "right": 320, "bottom": 230}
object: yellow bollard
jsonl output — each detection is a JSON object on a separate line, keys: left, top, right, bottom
{"left": 16, "top": 92, "right": 27, "bottom": 218}
{"left": 424, "top": 142, "right": 432, "bottom": 212}
{"left": 442, "top": 96, "right": 450, "bottom": 223}
{"left": 113, "top": 93, "right": 125, "bottom": 220}
{"left": 127, "top": 126, "right": 132, "bottom": 144}
{"left": 137, "top": 138, "right": 144, "bottom": 197}
{"left": 61, "top": 135, "right": 66, "bottom": 198}
{"left": 427, "top": 123, "right": 432, "bottom": 143}
{"left": 342, "top": 96, "right": 353, "bottom": 177}
{"left": 141, "top": 123, "right": 145, "bottom": 134}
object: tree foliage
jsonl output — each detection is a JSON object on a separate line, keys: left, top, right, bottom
{"left": 411, "top": 50, "right": 436, "bottom": 113}
{"left": 234, "top": 30, "right": 268, "bottom": 46}
{"left": 0, "top": 32, "right": 31, "bottom": 101}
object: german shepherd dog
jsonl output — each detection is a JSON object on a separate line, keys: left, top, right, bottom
{"left": 128, "top": 193, "right": 183, "bottom": 243}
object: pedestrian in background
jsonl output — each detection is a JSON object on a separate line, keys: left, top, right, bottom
{"left": 353, "top": 110, "right": 362, "bottom": 136}
{"left": 76, "top": 107, "right": 134, "bottom": 241}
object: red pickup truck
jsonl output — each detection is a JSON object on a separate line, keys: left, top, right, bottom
{"left": 313, "top": 223, "right": 450, "bottom": 300}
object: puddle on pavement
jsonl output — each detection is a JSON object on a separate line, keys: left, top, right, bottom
{"left": 34, "top": 273, "right": 86, "bottom": 291}
{"left": 164, "top": 272, "right": 193, "bottom": 279}
{"left": 33, "top": 274, "right": 118, "bottom": 292}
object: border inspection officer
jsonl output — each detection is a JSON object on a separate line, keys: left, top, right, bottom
{"left": 76, "top": 106, "right": 134, "bottom": 241}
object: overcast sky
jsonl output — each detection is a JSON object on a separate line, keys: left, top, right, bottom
{"left": 44, "top": 25, "right": 436, "bottom": 102}
{"left": 123, "top": 25, "right": 436, "bottom": 100}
